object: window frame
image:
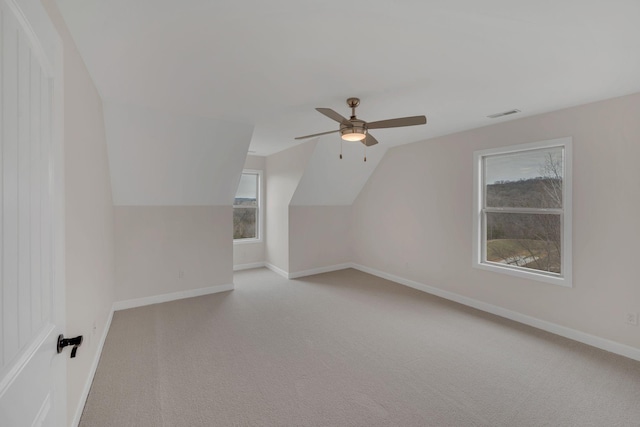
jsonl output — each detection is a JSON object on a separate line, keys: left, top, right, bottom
{"left": 233, "top": 169, "right": 263, "bottom": 244}
{"left": 472, "top": 137, "right": 572, "bottom": 287}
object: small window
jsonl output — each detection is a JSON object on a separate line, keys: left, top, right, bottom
{"left": 234, "top": 170, "right": 261, "bottom": 242}
{"left": 473, "top": 138, "right": 572, "bottom": 286}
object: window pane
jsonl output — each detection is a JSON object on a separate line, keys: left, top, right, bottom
{"left": 485, "top": 147, "right": 563, "bottom": 209}
{"left": 233, "top": 207, "right": 257, "bottom": 239}
{"left": 235, "top": 173, "right": 258, "bottom": 206}
{"left": 486, "top": 212, "right": 561, "bottom": 274}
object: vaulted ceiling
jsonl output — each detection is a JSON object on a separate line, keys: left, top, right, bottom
{"left": 55, "top": 0, "right": 640, "bottom": 204}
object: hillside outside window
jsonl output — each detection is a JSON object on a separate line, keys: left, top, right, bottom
{"left": 234, "top": 171, "right": 261, "bottom": 242}
{"left": 473, "top": 138, "right": 572, "bottom": 287}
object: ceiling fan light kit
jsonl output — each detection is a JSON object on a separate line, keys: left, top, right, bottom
{"left": 295, "top": 97, "right": 427, "bottom": 161}
{"left": 341, "top": 127, "right": 367, "bottom": 141}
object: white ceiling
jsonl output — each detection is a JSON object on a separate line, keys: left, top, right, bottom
{"left": 56, "top": 0, "right": 640, "bottom": 157}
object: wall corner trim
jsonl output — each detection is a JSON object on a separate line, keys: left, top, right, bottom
{"left": 71, "top": 307, "right": 114, "bottom": 427}
{"left": 350, "top": 263, "right": 640, "bottom": 362}
{"left": 265, "top": 263, "right": 289, "bottom": 279}
{"left": 113, "top": 283, "right": 234, "bottom": 311}
{"left": 234, "top": 262, "right": 266, "bottom": 271}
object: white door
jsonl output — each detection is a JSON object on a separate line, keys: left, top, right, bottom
{"left": 0, "top": 0, "right": 65, "bottom": 425}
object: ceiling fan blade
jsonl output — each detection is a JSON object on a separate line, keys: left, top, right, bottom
{"left": 363, "top": 133, "right": 379, "bottom": 147}
{"left": 367, "top": 115, "right": 427, "bottom": 130}
{"left": 316, "top": 108, "right": 351, "bottom": 125}
{"left": 294, "top": 129, "right": 341, "bottom": 140}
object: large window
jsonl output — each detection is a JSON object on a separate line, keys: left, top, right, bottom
{"left": 234, "top": 170, "right": 262, "bottom": 242}
{"left": 473, "top": 138, "right": 572, "bottom": 286}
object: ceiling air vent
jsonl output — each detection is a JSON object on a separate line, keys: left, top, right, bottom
{"left": 487, "top": 109, "right": 521, "bottom": 119}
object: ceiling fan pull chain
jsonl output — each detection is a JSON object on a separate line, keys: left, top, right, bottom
{"left": 364, "top": 146, "right": 367, "bottom": 162}
{"left": 340, "top": 141, "right": 343, "bottom": 159}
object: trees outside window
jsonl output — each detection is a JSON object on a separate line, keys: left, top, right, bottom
{"left": 234, "top": 171, "right": 261, "bottom": 241}
{"left": 473, "top": 138, "right": 572, "bottom": 287}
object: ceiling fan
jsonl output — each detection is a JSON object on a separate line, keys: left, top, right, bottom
{"left": 294, "top": 97, "right": 427, "bottom": 154}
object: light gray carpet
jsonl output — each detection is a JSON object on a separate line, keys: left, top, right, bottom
{"left": 80, "top": 268, "right": 640, "bottom": 426}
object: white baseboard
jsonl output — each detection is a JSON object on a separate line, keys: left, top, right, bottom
{"left": 265, "top": 263, "right": 289, "bottom": 279}
{"left": 265, "top": 262, "right": 351, "bottom": 279}
{"left": 233, "top": 262, "right": 266, "bottom": 271}
{"left": 71, "top": 306, "right": 114, "bottom": 427}
{"left": 288, "top": 263, "right": 352, "bottom": 279}
{"left": 113, "top": 283, "right": 234, "bottom": 311}
{"left": 350, "top": 263, "right": 640, "bottom": 362}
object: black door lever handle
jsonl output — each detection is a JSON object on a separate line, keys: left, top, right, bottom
{"left": 57, "top": 334, "right": 83, "bottom": 358}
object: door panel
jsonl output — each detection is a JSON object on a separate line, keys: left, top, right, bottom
{"left": 0, "top": 0, "right": 64, "bottom": 425}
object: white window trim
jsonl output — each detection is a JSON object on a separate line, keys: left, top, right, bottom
{"left": 472, "top": 137, "right": 573, "bottom": 287}
{"left": 233, "top": 169, "right": 263, "bottom": 244}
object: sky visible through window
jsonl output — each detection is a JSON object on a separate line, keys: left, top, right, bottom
{"left": 235, "top": 173, "right": 257, "bottom": 200}
{"left": 485, "top": 147, "right": 563, "bottom": 184}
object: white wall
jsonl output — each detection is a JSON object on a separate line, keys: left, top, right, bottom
{"left": 352, "top": 92, "right": 640, "bottom": 350}
{"left": 103, "top": 80, "right": 252, "bottom": 308}
{"left": 44, "top": 1, "right": 117, "bottom": 422}
{"left": 115, "top": 206, "right": 233, "bottom": 301}
{"left": 233, "top": 155, "right": 266, "bottom": 268}
{"left": 265, "top": 141, "right": 316, "bottom": 271}
{"left": 284, "top": 137, "right": 385, "bottom": 275}
{"left": 286, "top": 138, "right": 380, "bottom": 274}
{"left": 289, "top": 206, "right": 352, "bottom": 274}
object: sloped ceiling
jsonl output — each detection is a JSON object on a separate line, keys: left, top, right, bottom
{"left": 291, "top": 138, "right": 387, "bottom": 206}
{"left": 55, "top": 0, "right": 640, "bottom": 205}
{"left": 104, "top": 101, "right": 253, "bottom": 205}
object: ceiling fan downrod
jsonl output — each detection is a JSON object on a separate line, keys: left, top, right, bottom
{"left": 347, "top": 97, "right": 360, "bottom": 119}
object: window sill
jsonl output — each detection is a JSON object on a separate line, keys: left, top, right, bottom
{"left": 233, "top": 238, "right": 262, "bottom": 245}
{"left": 473, "top": 261, "right": 572, "bottom": 288}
